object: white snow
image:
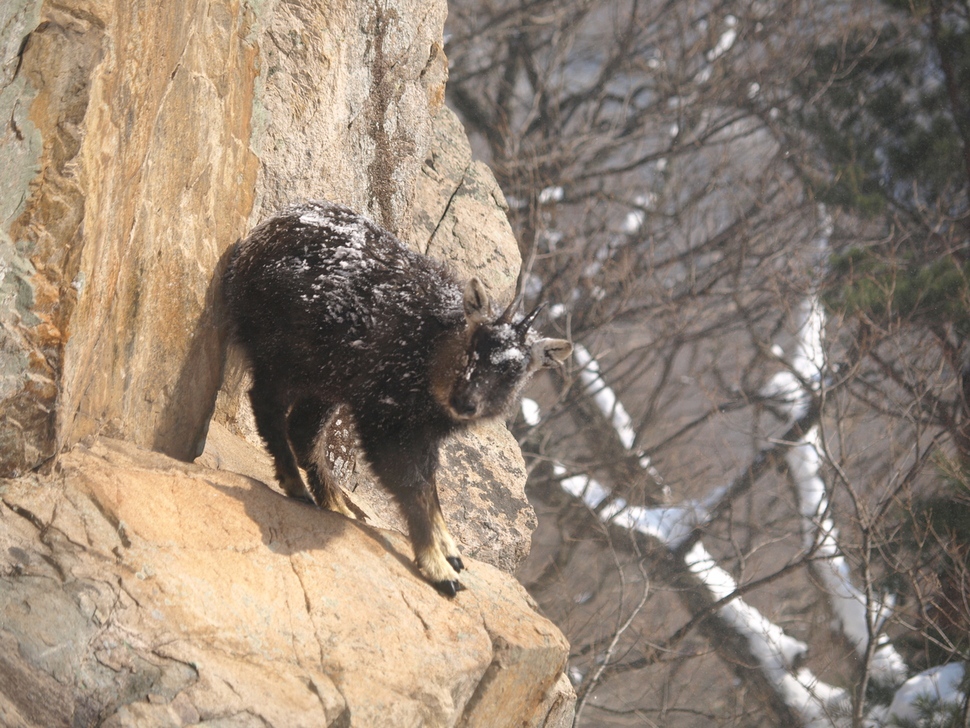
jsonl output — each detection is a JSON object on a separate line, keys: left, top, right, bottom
{"left": 761, "top": 229, "right": 908, "bottom": 686}
{"left": 885, "top": 664, "right": 966, "bottom": 725}
{"left": 706, "top": 15, "right": 738, "bottom": 62}
{"left": 521, "top": 398, "right": 541, "bottom": 426}
{"left": 556, "top": 466, "right": 612, "bottom": 509}
{"left": 623, "top": 208, "right": 646, "bottom": 234}
{"left": 551, "top": 338, "right": 850, "bottom": 717}
{"left": 539, "top": 186, "right": 564, "bottom": 204}
{"left": 298, "top": 210, "right": 331, "bottom": 227}
{"left": 298, "top": 210, "right": 367, "bottom": 250}
{"left": 560, "top": 341, "right": 856, "bottom": 721}
{"left": 622, "top": 503, "right": 706, "bottom": 548}
{"left": 574, "top": 344, "right": 636, "bottom": 450}
{"left": 622, "top": 195, "right": 655, "bottom": 235}
{"left": 490, "top": 347, "right": 526, "bottom": 366}
{"left": 538, "top": 204, "right": 965, "bottom": 718}
{"left": 574, "top": 344, "right": 665, "bottom": 486}
{"left": 684, "top": 541, "right": 809, "bottom": 668}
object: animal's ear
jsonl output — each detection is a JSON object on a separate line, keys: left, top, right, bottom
{"left": 532, "top": 338, "right": 573, "bottom": 368}
{"left": 463, "top": 278, "right": 491, "bottom": 324}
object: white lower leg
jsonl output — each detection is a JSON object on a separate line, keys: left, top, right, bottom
{"left": 417, "top": 542, "right": 460, "bottom": 584}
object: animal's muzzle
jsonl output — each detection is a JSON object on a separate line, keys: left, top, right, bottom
{"left": 449, "top": 391, "right": 481, "bottom": 419}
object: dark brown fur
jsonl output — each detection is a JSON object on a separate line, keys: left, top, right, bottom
{"left": 223, "top": 200, "right": 571, "bottom": 595}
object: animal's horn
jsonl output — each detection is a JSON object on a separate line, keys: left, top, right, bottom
{"left": 499, "top": 249, "right": 535, "bottom": 324}
{"left": 517, "top": 301, "right": 546, "bottom": 331}
{"left": 497, "top": 294, "right": 521, "bottom": 324}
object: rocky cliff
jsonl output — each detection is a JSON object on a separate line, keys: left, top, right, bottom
{"left": 0, "top": 0, "right": 574, "bottom": 725}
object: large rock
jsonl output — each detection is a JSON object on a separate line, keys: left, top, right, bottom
{"left": 1, "top": 0, "right": 532, "bottom": 573}
{"left": 201, "top": 416, "right": 538, "bottom": 577}
{"left": 412, "top": 106, "right": 522, "bottom": 302}
{"left": 0, "top": 0, "right": 449, "bottom": 475}
{"left": 0, "top": 438, "right": 571, "bottom": 727}
{"left": 249, "top": 0, "right": 448, "bottom": 233}
{"left": 0, "top": 0, "right": 574, "bottom": 721}
{"left": 1, "top": 0, "right": 261, "bottom": 474}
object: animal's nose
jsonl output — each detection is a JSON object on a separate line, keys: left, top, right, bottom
{"left": 450, "top": 393, "right": 479, "bottom": 418}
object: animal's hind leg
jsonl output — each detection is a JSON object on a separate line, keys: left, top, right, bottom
{"left": 288, "top": 397, "right": 356, "bottom": 518}
{"left": 248, "top": 378, "right": 309, "bottom": 501}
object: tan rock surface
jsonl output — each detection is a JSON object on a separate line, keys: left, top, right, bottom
{"left": 412, "top": 106, "right": 522, "bottom": 304}
{"left": 0, "top": 0, "right": 575, "bottom": 722}
{"left": 201, "top": 418, "right": 538, "bottom": 575}
{"left": 250, "top": 0, "right": 449, "bottom": 234}
{"left": 1, "top": 0, "right": 449, "bottom": 475}
{"left": 1, "top": 438, "right": 571, "bottom": 727}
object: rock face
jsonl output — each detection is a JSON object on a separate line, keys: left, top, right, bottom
{"left": 412, "top": 106, "right": 523, "bottom": 300}
{"left": 1, "top": 0, "right": 261, "bottom": 473}
{"left": 1, "top": 0, "right": 450, "bottom": 475}
{"left": 1, "top": 439, "right": 571, "bottom": 727}
{"left": 0, "top": 0, "right": 574, "bottom": 724}
{"left": 201, "top": 416, "right": 537, "bottom": 583}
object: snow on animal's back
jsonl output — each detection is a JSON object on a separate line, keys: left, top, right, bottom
{"left": 286, "top": 201, "right": 463, "bottom": 326}
{"left": 230, "top": 200, "right": 466, "bottom": 340}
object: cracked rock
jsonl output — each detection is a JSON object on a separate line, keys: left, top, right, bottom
{"left": 1, "top": 439, "right": 571, "bottom": 727}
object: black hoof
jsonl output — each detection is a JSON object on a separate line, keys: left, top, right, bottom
{"left": 446, "top": 556, "right": 465, "bottom": 573}
{"left": 433, "top": 579, "right": 465, "bottom": 597}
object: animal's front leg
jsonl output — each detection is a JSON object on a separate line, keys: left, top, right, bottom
{"left": 431, "top": 486, "right": 464, "bottom": 575}
{"left": 367, "top": 441, "right": 465, "bottom": 596}
{"left": 408, "top": 489, "right": 465, "bottom": 597}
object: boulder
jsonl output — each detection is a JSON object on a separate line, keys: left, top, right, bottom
{"left": 412, "top": 106, "right": 522, "bottom": 303}
{"left": 1, "top": 438, "right": 571, "bottom": 727}
{"left": 200, "top": 417, "right": 537, "bottom": 577}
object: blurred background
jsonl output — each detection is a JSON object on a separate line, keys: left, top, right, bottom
{"left": 444, "top": 0, "right": 970, "bottom": 724}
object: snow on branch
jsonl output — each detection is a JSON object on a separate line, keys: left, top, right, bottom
{"left": 572, "top": 344, "right": 637, "bottom": 451}
{"left": 876, "top": 664, "right": 967, "bottom": 726}
{"left": 537, "top": 343, "right": 849, "bottom": 724}
{"left": 762, "top": 256, "right": 907, "bottom": 687}
{"left": 572, "top": 343, "right": 662, "bottom": 479}
{"left": 524, "top": 203, "right": 961, "bottom": 722}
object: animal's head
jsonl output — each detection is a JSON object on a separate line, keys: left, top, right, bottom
{"left": 433, "top": 278, "right": 572, "bottom": 422}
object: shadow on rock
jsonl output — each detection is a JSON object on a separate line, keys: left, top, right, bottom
{"left": 208, "top": 473, "right": 426, "bottom": 584}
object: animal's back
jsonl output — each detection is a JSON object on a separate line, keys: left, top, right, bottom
{"left": 225, "top": 201, "right": 465, "bottom": 405}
